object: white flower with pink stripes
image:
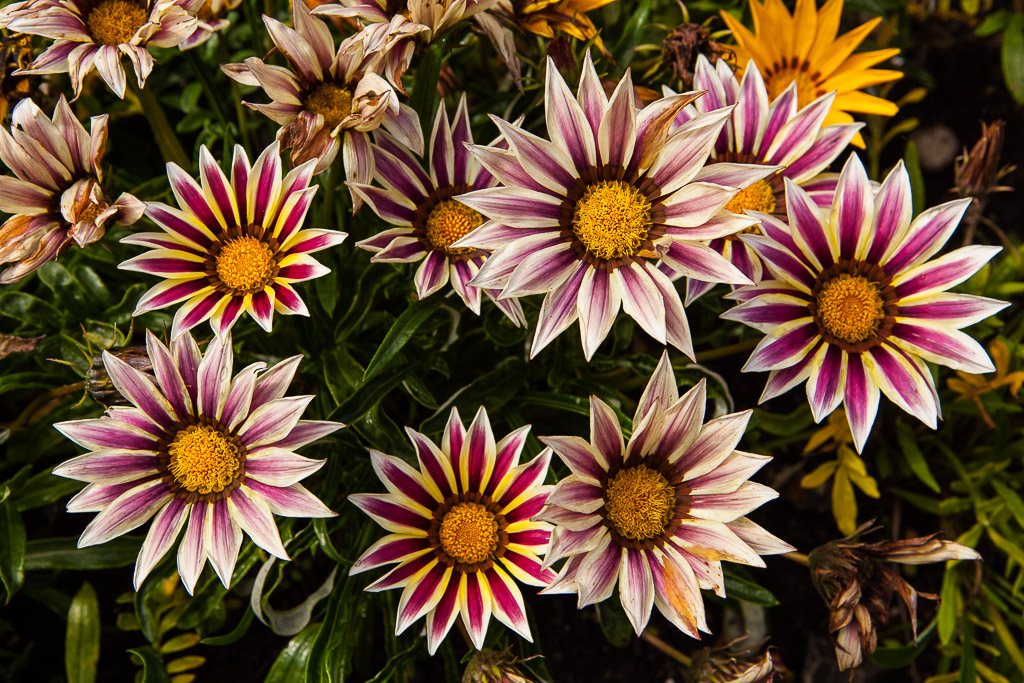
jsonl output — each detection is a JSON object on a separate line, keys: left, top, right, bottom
{"left": 537, "top": 352, "right": 792, "bottom": 637}
{"left": 120, "top": 141, "right": 346, "bottom": 340}
{"left": 53, "top": 330, "right": 342, "bottom": 593}
{"left": 723, "top": 153, "right": 1008, "bottom": 452}
{"left": 350, "top": 407, "right": 555, "bottom": 654}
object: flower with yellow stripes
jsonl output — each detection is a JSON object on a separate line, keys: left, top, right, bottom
{"left": 719, "top": 0, "right": 901, "bottom": 147}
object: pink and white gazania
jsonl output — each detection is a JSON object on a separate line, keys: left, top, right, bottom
{"left": 179, "top": 0, "right": 242, "bottom": 50}
{"left": 0, "top": 96, "right": 144, "bottom": 283}
{"left": 350, "top": 406, "right": 555, "bottom": 654}
{"left": 120, "top": 141, "right": 346, "bottom": 340}
{"left": 222, "top": 0, "right": 422, "bottom": 183}
{"left": 53, "top": 330, "right": 342, "bottom": 593}
{"left": 722, "top": 153, "right": 1008, "bottom": 452}
{"left": 1, "top": 0, "right": 200, "bottom": 98}
{"left": 353, "top": 96, "right": 525, "bottom": 325}
{"left": 312, "top": 0, "right": 519, "bottom": 89}
{"left": 455, "top": 52, "right": 779, "bottom": 361}
{"left": 671, "top": 55, "right": 862, "bottom": 304}
{"left": 536, "top": 352, "right": 792, "bottom": 637}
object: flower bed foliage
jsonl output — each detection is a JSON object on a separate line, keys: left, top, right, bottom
{"left": 0, "top": 0, "right": 1022, "bottom": 681}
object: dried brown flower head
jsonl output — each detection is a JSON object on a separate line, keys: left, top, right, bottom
{"left": 462, "top": 648, "right": 538, "bottom": 683}
{"left": 0, "top": 32, "right": 31, "bottom": 121}
{"left": 690, "top": 639, "right": 776, "bottom": 683}
{"left": 954, "top": 120, "right": 1015, "bottom": 200}
{"left": 661, "top": 22, "right": 732, "bottom": 90}
{"left": 809, "top": 522, "right": 980, "bottom": 673}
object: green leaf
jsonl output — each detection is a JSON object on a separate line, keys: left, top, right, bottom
{"left": 362, "top": 297, "right": 441, "bottom": 382}
{"left": 976, "top": 9, "right": 1008, "bottom": 36}
{"left": 871, "top": 624, "right": 934, "bottom": 668}
{"left": 0, "top": 372, "right": 57, "bottom": 396}
{"left": 897, "top": 422, "right": 941, "bottom": 493}
{"left": 410, "top": 40, "right": 446, "bottom": 133}
{"left": 0, "top": 498, "right": 26, "bottom": 603}
{"left": 595, "top": 599, "right": 632, "bottom": 647}
{"left": 265, "top": 623, "right": 321, "bottom": 683}
{"left": 24, "top": 536, "right": 141, "bottom": 571}
{"left": 723, "top": 570, "right": 778, "bottom": 607}
{"left": 937, "top": 569, "right": 959, "bottom": 645}
{"left": 12, "top": 470, "right": 84, "bottom": 511}
{"left": 992, "top": 480, "right": 1024, "bottom": 530}
{"left": 1001, "top": 13, "right": 1024, "bottom": 105}
{"left": 200, "top": 607, "right": 254, "bottom": 646}
{"left": 127, "top": 647, "right": 171, "bottom": 683}
{"left": 0, "top": 291, "right": 65, "bottom": 329}
{"left": 903, "top": 140, "right": 926, "bottom": 217}
{"left": 66, "top": 582, "right": 101, "bottom": 683}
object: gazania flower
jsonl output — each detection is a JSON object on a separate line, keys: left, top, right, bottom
{"left": 223, "top": 0, "right": 422, "bottom": 180}
{"left": 723, "top": 153, "right": 1007, "bottom": 452}
{"left": 0, "top": 33, "right": 33, "bottom": 120}
{"left": 53, "top": 330, "right": 342, "bottom": 593}
{"left": 179, "top": 0, "right": 242, "bottom": 50}
{"left": 491, "top": 0, "right": 616, "bottom": 57}
{"left": 120, "top": 141, "right": 346, "bottom": 340}
{"left": 2, "top": 0, "right": 200, "bottom": 98}
{"left": 350, "top": 406, "right": 555, "bottom": 654}
{"left": 0, "top": 96, "right": 143, "bottom": 283}
{"left": 353, "top": 96, "right": 525, "bottom": 325}
{"left": 456, "top": 52, "right": 776, "bottom": 361}
{"left": 537, "top": 352, "right": 792, "bottom": 637}
{"left": 312, "top": 0, "right": 518, "bottom": 88}
{"left": 673, "top": 54, "right": 862, "bottom": 303}
{"left": 720, "top": 0, "right": 901, "bottom": 147}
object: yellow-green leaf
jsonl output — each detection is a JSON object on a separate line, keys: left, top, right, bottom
{"left": 801, "top": 460, "right": 839, "bottom": 489}
{"left": 66, "top": 582, "right": 100, "bottom": 683}
{"left": 832, "top": 471, "right": 858, "bottom": 536}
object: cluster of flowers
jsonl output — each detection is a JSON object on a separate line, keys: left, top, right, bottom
{"left": 0, "top": 0, "right": 997, "bottom": 660}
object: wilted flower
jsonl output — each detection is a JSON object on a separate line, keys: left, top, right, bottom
{"left": 671, "top": 54, "right": 862, "bottom": 303}
{"left": 54, "top": 330, "right": 342, "bottom": 593}
{"left": 463, "top": 648, "right": 539, "bottom": 683}
{"left": 809, "top": 523, "right": 981, "bottom": 671}
{"left": 179, "top": 0, "right": 242, "bottom": 50}
{"left": 538, "top": 352, "right": 792, "bottom": 637}
{"left": 719, "top": 0, "right": 901, "bottom": 147}
{"left": 661, "top": 22, "right": 731, "bottom": 90}
{"left": 0, "top": 96, "right": 144, "bottom": 283}
{"left": 954, "top": 120, "right": 1014, "bottom": 201}
{"left": 354, "top": 96, "right": 525, "bottom": 325}
{"left": 223, "top": 0, "right": 422, "bottom": 182}
{"left": 1, "top": 0, "right": 201, "bottom": 98}
{"left": 0, "top": 32, "right": 32, "bottom": 120}
{"left": 350, "top": 407, "right": 555, "bottom": 654}
{"left": 723, "top": 154, "right": 1008, "bottom": 452}
{"left": 457, "top": 51, "right": 776, "bottom": 361}
{"left": 120, "top": 141, "right": 346, "bottom": 340}
{"left": 689, "top": 640, "right": 775, "bottom": 683}
{"left": 491, "top": 0, "right": 616, "bottom": 57}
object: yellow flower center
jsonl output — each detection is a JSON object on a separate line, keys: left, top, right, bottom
{"left": 77, "top": 202, "right": 105, "bottom": 224}
{"left": 86, "top": 0, "right": 149, "bottom": 46}
{"left": 572, "top": 180, "right": 652, "bottom": 261}
{"left": 765, "top": 66, "right": 820, "bottom": 110}
{"left": 439, "top": 502, "right": 499, "bottom": 565}
{"left": 604, "top": 466, "right": 676, "bottom": 541}
{"left": 215, "top": 235, "right": 276, "bottom": 294}
{"left": 815, "top": 274, "right": 886, "bottom": 344}
{"left": 304, "top": 83, "right": 353, "bottom": 130}
{"left": 425, "top": 199, "right": 482, "bottom": 255}
{"left": 167, "top": 425, "right": 242, "bottom": 495}
{"left": 725, "top": 179, "right": 777, "bottom": 215}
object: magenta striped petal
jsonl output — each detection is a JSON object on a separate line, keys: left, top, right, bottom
{"left": 650, "top": 544, "right": 707, "bottom": 636}
{"left": 576, "top": 533, "right": 620, "bottom": 607}
{"left": 459, "top": 571, "right": 492, "bottom": 649}
{"left": 785, "top": 179, "right": 833, "bottom": 267}
{"left": 649, "top": 111, "right": 730, "bottom": 193}
{"left": 486, "top": 425, "right": 529, "bottom": 497}
{"left": 372, "top": 146, "right": 429, "bottom": 202}
{"left": 892, "top": 245, "right": 1000, "bottom": 300}
{"left": 784, "top": 124, "right": 862, "bottom": 182}
{"left": 760, "top": 85, "right": 796, "bottom": 152}
{"left": 228, "top": 486, "right": 288, "bottom": 559}
{"left": 145, "top": 330, "right": 191, "bottom": 418}
{"left": 67, "top": 480, "right": 145, "bottom": 513}
{"left": 425, "top": 578, "right": 460, "bottom": 655}
{"left": 598, "top": 73, "right": 637, "bottom": 168}
{"left": 808, "top": 344, "right": 847, "bottom": 422}
{"left": 733, "top": 63, "right": 768, "bottom": 155}
{"left": 676, "top": 410, "right": 751, "bottom": 481}
{"left": 133, "top": 498, "right": 189, "bottom": 589}
{"left": 248, "top": 141, "right": 282, "bottom": 227}
{"left": 619, "top": 548, "right": 655, "bottom": 634}
{"left": 764, "top": 91, "right": 834, "bottom": 166}
{"left": 543, "top": 63, "right": 595, "bottom": 171}
{"left": 351, "top": 535, "right": 432, "bottom": 574}
{"left": 740, "top": 234, "right": 815, "bottom": 289}
{"left": 172, "top": 289, "right": 227, "bottom": 339}
{"left": 545, "top": 475, "right": 603, "bottom": 514}
{"left": 510, "top": 526, "right": 558, "bottom": 547}
{"left": 204, "top": 498, "right": 242, "bottom": 585}
{"left": 614, "top": 262, "right": 667, "bottom": 343}
{"left": 760, "top": 341, "right": 820, "bottom": 402}
{"left": 238, "top": 395, "right": 314, "bottom": 449}
{"left": 168, "top": 162, "right": 221, "bottom": 230}
{"left": 539, "top": 435, "right": 605, "bottom": 482}
{"left": 866, "top": 343, "right": 939, "bottom": 429}
{"left": 272, "top": 283, "right": 308, "bottom": 316}
{"left": 530, "top": 261, "right": 587, "bottom": 358}
{"left": 199, "top": 146, "right": 238, "bottom": 229}
{"left": 103, "top": 350, "right": 176, "bottom": 428}
{"left": 590, "top": 396, "right": 623, "bottom": 470}
{"left": 367, "top": 552, "right": 435, "bottom": 592}
{"left": 396, "top": 561, "right": 450, "bottom": 635}
{"left": 884, "top": 198, "right": 972, "bottom": 273}
{"left": 451, "top": 96, "right": 473, "bottom": 185}
{"left": 831, "top": 154, "right": 873, "bottom": 259}
{"left": 898, "top": 293, "right": 1008, "bottom": 327}
{"left": 491, "top": 116, "right": 577, "bottom": 192}
{"left": 274, "top": 186, "right": 317, "bottom": 243}
{"left": 428, "top": 101, "right": 454, "bottom": 187}
{"left": 486, "top": 566, "right": 531, "bottom": 639}
{"left": 843, "top": 352, "right": 879, "bottom": 452}
{"left": 497, "top": 451, "right": 550, "bottom": 509}
{"left": 459, "top": 407, "right": 495, "bottom": 492}
{"left": 656, "top": 381, "right": 707, "bottom": 463}
{"left": 742, "top": 321, "right": 819, "bottom": 372}
{"left": 120, "top": 248, "right": 205, "bottom": 277}
{"left": 673, "top": 518, "right": 764, "bottom": 567}
{"left": 245, "top": 481, "right": 334, "bottom": 518}
{"left": 145, "top": 202, "right": 214, "bottom": 248}
{"left": 55, "top": 417, "right": 160, "bottom": 451}
{"left": 52, "top": 450, "right": 158, "bottom": 485}
{"left": 349, "top": 493, "right": 430, "bottom": 534}
{"left": 267, "top": 419, "right": 339, "bottom": 450}
{"left": 687, "top": 451, "right": 770, "bottom": 496}
{"left": 688, "top": 481, "right": 779, "bottom": 523}
{"left": 866, "top": 160, "right": 912, "bottom": 262}
{"left": 247, "top": 448, "right": 326, "bottom": 487}
{"left": 196, "top": 335, "right": 231, "bottom": 419}
{"left": 78, "top": 480, "right": 171, "bottom": 548}
{"left": 371, "top": 450, "right": 438, "bottom": 510}
{"left": 501, "top": 548, "right": 556, "bottom": 587}
{"left": 504, "top": 490, "right": 547, "bottom": 524}
{"left": 177, "top": 504, "right": 207, "bottom": 594}
{"left": 465, "top": 144, "right": 555, "bottom": 196}
{"left": 543, "top": 524, "right": 606, "bottom": 568}
{"left": 890, "top": 322, "right": 994, "bottom": 373}
{"left": 405, "top": 427, "right": 456, "bottom": 499}
{"left": 134, "top": 279, "right": 211, "bottom": 316}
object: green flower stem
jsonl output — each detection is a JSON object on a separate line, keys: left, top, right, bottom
{"left": 183, "top": 50, "right": 229, "bottom": 130}
{"left": 128, "top": 80, "right": 189, "bottom": 169}
{"left": 219, "top": 39, "right": 252, "bottom": 155}
{"left": 640, "top": 631, "right": 691, "bottom": 666}
{"left": 694, "top": 338, "right": 759, "bottom": 362}
{"left": 318, "top": 161, "right": 341, "bottom": 229}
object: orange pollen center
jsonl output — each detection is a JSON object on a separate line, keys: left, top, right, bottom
{"left": 167, "top": 425, "right": 241, "bottom": 494}
{"left": 765, "top": 66, "right": 820, "bottom": 110}
{"left": 425, "top": 199, "right": 482, "bottom": 255}
{"left": 304, "top": 83, "right": 353, "bottom": 130}
{"left": 86, "top": 0, "right": 148, "bottom": 46}
{"left": 439, "top": 502, "right": 499, "bottom": 564}
{"left": 604, "top": 466, "right": 675, "bottom": 541}
{"left": 815, "top": 273, "right": 886, "bottom": 343}
{"left": 78, "top": 201, "right": 106, "bottom": 224}
{"left": 725, "top": 179, "right": 777, "bottom": 215}
{"left": 572, "top": 180, "right": 652, "bottom": 261}
{"left": 215, "top": 235, "right": 276, "bottom": 293}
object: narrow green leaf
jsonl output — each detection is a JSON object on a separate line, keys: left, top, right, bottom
{"left": 200, "top": 607, "right": 255, "bottom": 646}
{"left": 1001, "top": 13, "right": 1024, "bottom": 105}
{"left": 127, "top": 647, "right": 171, "bottom": 683}
{"left": 723, "top": 570, "right": 778, "bottom": 607}
{"left": 410, "top": 40, "right": 445, "bottom": 132}
{"left": 937, "top": 569, "right": 959, "bottom": 645}
{"left": 897, "top": 423, "right": 941, "bottom": 493}
{"left": 265, "top": 623, "right": 321, "bottom": 683}
{"left": 24, "top": 536, "right": 141, "bottom": 571}
{"left": 0, "top": 498, "right": 26, "bottom": 602}
{"left": 976, "top": 9, "right": 1008, "bottom": 36}
{"left": 66, "top": 582, "right": 101, "bottom": 683}
{"left": 363, "top": 298, "right": 441, "bottom": 382}
{"left": 904, "top": 140, "right": 926, "bottom": 217}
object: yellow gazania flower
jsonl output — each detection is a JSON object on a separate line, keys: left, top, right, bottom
{"left": 499, "top": 0, "right": 617, "bottom": 55}
{"left": 720, "top": 0, "right": 901, "bottom": 147}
